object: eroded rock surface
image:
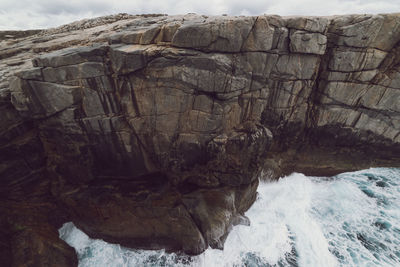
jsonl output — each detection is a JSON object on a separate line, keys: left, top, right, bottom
{"left": 1, "top": 13, "right": 400, "bottom": 266}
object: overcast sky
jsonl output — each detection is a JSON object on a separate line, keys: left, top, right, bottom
{"left": 0, "top": 0, "right": 399, "bottom": 30}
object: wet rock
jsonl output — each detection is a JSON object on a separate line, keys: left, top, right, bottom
{"left": 60, "top": 174, "right": 207, "bottom": 255}
{"left": 11, "top": 228, "right": 77, "bottom": 267}
{"left": 1, "top": 13, "right": 400, "bottom": 266}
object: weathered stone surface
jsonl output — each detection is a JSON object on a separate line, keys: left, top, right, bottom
{"left": 42, "top": 62, "right": 109, "bottom": 82}
{"left": 60, "top": 174, "right": 207, "bottom": 255}
{"left": 242, "top": 16, "right": 275, "bottom": 52}
{"left": 286, "top": 16, "right": 330, "bottom": 33}
{"left": 32, "top": 44, "right": 108, "bottom": 68}
{"left": 328, "top": 48, "right": 387, "bottom": 72}
{"left": 289, "top": 30, "right": 327, "bottom": 55}
{"left": 11, "top": 78, "right": 82, "bottom": 118}
{"left": 1, "top": 13, "right": 400, "bottom": 266}
{"left": 109, "top": 44, "right": 149, "bottom": 74}
{"left": 329, "top": 14, "right": 400, "bottom": 51}
{"left": 171, "top": 16, "right": 255, "bottom": 52}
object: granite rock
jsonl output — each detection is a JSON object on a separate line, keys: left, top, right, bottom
{"left": 1, "top": 13, "right": 400, "bottom": 266}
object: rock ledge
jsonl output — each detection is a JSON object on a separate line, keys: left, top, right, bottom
{"left": 1, "top": 13, "right": 399, "bottom": 265}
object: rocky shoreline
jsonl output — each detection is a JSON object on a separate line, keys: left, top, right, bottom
{"left": 1, "top": 13, "right": 399, "bottom": 266}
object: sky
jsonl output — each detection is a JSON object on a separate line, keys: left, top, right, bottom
{"left": 0, "top": 0, "right": 399, "bottom": 30}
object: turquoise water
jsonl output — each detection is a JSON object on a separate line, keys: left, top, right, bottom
{"left": 59, "top": 168, "right": 400, "bottom": 266}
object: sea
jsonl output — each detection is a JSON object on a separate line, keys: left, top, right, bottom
{"left": 59, "top": 168, "right": 400, "bottom": 267}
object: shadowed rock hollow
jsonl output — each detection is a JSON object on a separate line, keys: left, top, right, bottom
{"left": 1, "top": 13, "right": 399, "bottom": 266}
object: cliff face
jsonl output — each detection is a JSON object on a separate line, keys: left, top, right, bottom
{"left": 1, "top": 13, "right": 400, "bottom": 265}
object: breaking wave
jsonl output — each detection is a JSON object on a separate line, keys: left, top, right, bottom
{"left": 59, "top": 168, "right": 400, "bottom": 266}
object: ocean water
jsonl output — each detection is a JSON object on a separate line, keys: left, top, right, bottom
{"left": 59, "top": 168, "right": 400, "bottom": 267}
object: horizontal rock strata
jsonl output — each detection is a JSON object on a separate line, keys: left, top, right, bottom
{"left": 1, "top": 13, "right": 399, "bottom": 266}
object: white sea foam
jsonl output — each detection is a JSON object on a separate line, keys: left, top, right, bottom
{"left": 59, "top": 168, "right": 400, "bottom": 267}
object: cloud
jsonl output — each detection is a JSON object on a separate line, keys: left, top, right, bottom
{"left": 0, "top": 0, "right": 399, "bottom": 30}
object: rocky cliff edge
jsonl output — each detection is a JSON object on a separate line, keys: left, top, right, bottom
{"left": 1, "top": 13, "right": 399, "bottom": 266}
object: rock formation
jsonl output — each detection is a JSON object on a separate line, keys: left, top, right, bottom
{"left": 0, "top": 13, "right": 399, "bottom": 266}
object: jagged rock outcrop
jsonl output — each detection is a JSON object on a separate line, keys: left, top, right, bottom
{"left": 1, "top": 13, "right": 399, "bottom": 266}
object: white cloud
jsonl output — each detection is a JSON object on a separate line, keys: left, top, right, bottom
{"left": 0, "top": 0, "right": 399, "bottom": 30}
{"left": 264, "top": 0, "right": 400, "bottom": 16}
